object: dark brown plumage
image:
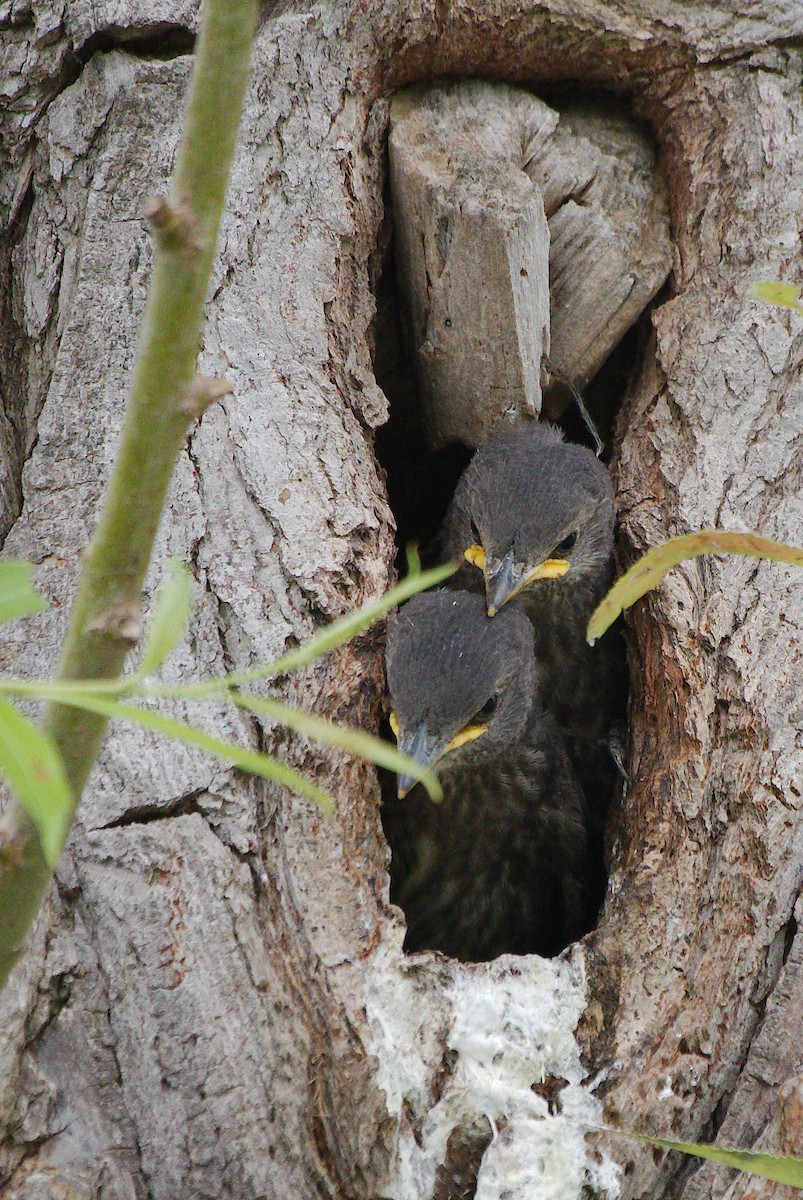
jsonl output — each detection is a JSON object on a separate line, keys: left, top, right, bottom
{"left": 438, "top": 422, "right": 622, "bottom": 820}
{"left": 382, "top": 590, "right": 592, "bottom": 962}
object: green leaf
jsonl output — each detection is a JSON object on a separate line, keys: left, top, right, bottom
{"left": 137, "top": 559, "right": 194, "bottom": 677}
{"left": 747, "top": 280, "right": 803, "bottom": 312}
{"left": 0, "top": 561, "right": 48, "bottom": 625}
{"left": 625, "top": 1132, "right": 803, "bottom": 1187}
{"left": 236, "top": 560, "right": 457, "bottom": 684}
{"left": 587, "top": 530, "right": 803, "bottom": 644}
{"left": 233, "top": 692, "right": 443, "bottom": 802}
{"left": 142, "top": 560, "right": 457, "bottom": 701}
{"left": 405, "top": 541, "right": 422, "bottom": 576}
{"left": 0, "top": 697, "right": 72, "bottom": 866}
{"left": 45, "top": 691, "right": 334, "bottom": 815}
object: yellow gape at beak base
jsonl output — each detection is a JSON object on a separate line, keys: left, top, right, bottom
{"left": 464, "top": 545, "right": 486, "bottom": 569}
{"left": 527, "top": 558, "right": 570, "bottom": 583}
{"left": 389, "top": 711, "right": 399, "bottom": 738}
{"left": 445, "top": 724, "right": 487, "bottom": 754}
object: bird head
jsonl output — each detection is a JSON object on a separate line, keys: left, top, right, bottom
{"left": 450, "top": 424, "right": 614, "bottom": 614}
{"left": 386, "top": 590, "right": 537, "bottom": 798}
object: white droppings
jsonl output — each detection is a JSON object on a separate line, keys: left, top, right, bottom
{"left": 362, "top": 945, "right": 620, "bottom": 1200}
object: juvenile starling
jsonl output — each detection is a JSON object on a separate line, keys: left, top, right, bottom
{"left": 438, "top": 422, "right": 620, "bottom": 815}
{"left": 382, "top": 590, "right": 591, "bottom": 962}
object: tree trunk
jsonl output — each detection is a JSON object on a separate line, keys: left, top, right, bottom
{"left": 1, "top": 3, "right": 801, "bottom": 1199}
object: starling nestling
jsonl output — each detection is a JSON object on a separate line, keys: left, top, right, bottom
{"left": 382, "top": 590, "right": 591, "bottom": 962}
{"left": 438, "top": 421, "right": 620, "bottom": 815}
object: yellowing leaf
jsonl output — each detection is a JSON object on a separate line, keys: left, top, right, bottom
{"left": 0, "top": 698, "right": 73, "bottom": 866}
{"left": 587, "top": 530, "right": 803, "bottom": 644}
{"left": 747, "top": 280, "right": 803, "bottom": 312}
{"left": 0, "top": 561, "right": 48, "bottom": 625}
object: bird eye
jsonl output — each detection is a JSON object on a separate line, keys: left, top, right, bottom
{"left": 469, "top": 518, "right": 481, "bottom": 542}
{"left": 477, "top": 694, "right": 498, "bottom": 720}
{"left": 555, "top": 531, "right": 578, "bottom": 554}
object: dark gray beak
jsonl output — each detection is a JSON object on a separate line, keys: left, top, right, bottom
{"left": 397, "top": 723, "right": 441, "bottom": 798}
{"left": 486, "top": 549, "right": 520, "bottom": 616}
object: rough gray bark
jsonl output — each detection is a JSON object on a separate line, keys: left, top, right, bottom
{"left": 1, "top": 3, "right": 802, "bottom": 1200}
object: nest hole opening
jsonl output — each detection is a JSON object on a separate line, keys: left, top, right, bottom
{"left": 371, "top": 81, "right": 670, "bottom": 964}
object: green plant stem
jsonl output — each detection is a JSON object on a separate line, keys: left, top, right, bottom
{"left": 0, "top": 0, "right": 258, "bottom": 989}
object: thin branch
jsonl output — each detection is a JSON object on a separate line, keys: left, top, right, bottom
{"left": 0, "top": 0, "right": 259, "bottom": 988}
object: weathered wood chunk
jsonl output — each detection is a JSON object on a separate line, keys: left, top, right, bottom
{"left": 389, "top": 82, "right": 672, "bottom": 441}
{"left": 525, "top": 93, "right": 673, "bottom": 414}
{"left": 389, "top": 82, "right": 553, "bottom": 449}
